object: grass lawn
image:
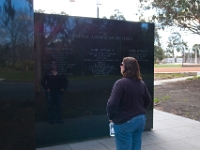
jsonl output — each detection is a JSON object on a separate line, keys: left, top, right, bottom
{"left": 0, "top": 68, "right": 34, "bottom": 82}
{"left": 154, "top": 73, "right": 190, "bottom": 80}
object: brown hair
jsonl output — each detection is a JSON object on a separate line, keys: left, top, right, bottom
{"left": 122, "top": 57, "right": 142, "bottom": 80}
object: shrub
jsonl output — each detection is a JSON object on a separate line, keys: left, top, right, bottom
{"left": 14, "top": 62, "right": 22, "bottom": 70}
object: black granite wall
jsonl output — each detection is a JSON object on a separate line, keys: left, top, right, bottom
{"left": 34, "top": 13, "right": 154, "bottom": 148}
{"left": 0, "top": 0, "right": 154, "bottom": 148}
{"left": 0, "top": 0, "right": 35, "bottom": 149}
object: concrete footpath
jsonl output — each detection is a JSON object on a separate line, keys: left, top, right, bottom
{"left": 154, "top": 76, "right": 195, "bottom": 85}
{"left": 37, "top": 109, "right": 200, "bottom": 150}
{"left": 154, "top": 72, "right": 200, "bottom": 85}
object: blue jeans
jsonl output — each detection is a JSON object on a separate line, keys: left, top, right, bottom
{"left": 46, "top": 92, "right": 62, "bottom": 122}
{"left": 114, "top": 114, "right": 146, "bottom": 150}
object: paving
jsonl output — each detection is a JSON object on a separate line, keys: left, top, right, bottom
{"left": 154, "top": 76, "right": 195, "bottom": 85}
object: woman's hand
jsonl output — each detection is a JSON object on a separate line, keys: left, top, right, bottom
{"left": 109, "top": 120, "right": 113, "bottom": 123}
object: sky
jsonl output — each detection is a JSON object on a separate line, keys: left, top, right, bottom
{"left": 33, "top": 0, "right": 144, "bottom": 21}
{"left": 33, "top": 0, "right": 157, "bottom": 21}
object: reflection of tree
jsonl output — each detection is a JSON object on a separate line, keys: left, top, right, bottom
{"left": 26, "top": 0, "right": 33, "bottom": 10}
{"left": 1, "top": 0, "right": 17, "bottom": 65}
{"left": 35, "top": 14, "right": 154, "bottom": 92}
{"left": 35, "top": 14, "right": 123, "bottom": 92}
{"left": 0, "top": 0, "right": 33, "bottom": 69}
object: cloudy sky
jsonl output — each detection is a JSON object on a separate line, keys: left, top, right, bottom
{"left": 33, "top": 0, "right": 145, "bottom": 21}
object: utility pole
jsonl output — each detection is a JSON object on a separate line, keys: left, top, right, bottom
{"left": 97, "top": 0, "right": 101, "bottom": 18}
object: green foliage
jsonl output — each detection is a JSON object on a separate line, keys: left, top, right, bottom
{"left": 192, "top": 44, "right": 200, "bottom": 57}
{"left": 155, "top": 73, "right": 189, "bottom": 80}
{"left": 60, "top": 11, "right": 68, "bottom": 15}
{"left": 162, "top": 95, "right": 170, "bottom": 101}
{"left": 154, "top": 29, "right": 161, "bottom": 47}
{"left": 14, "top": 61, "right": 34, "bottom": 71}
{"left": 151, "top": 0, "right": 200, "bottom": 35}
{"left": 166, "top": 32, "right": 189, "bottom": 58}
{"left": 154, "top": 95, "right": 170, "bottom": 104}
{"left": 34, "top": 9, "right": 45, "bottom": 13}
{"left": 110, "top": 9, "right": 126, "bottom": 20}
{"left": 154, "top": 45, "right": 164, "bottom": 62}
{"left": 28, "top": 61, "right": 34, "bottom": 70}
{"left": 185, "top": 112, "right": 189, "bottom": 117}
{"left": 154, "top": 98, "right": 160, "bottom": 103}
{"left": 0, "top": 68, "right": 34, "bottom": 81}
{"left": 186, "top": 76, "right": 200, "bottom": 80}
{"left": 14, "top": 62, "right": 22, "bottom": 70}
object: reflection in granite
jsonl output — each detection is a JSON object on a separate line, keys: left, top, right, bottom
{"left": 34, "top": 13, "right": 154, "bottom": 147}
{"left": 0, "top": 0, "right": 34, "bottom": 149}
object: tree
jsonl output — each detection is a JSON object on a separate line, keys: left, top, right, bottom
{"left": 154, "top": 45, "right": 164, "bottom": 62}
{"left": 166, "top": 32, "right": 189, "bottom": 58}
{"left": 137, "top": 0, "right": 154, "bottom": 22}
{"left": 167, "top": 32, "right": 182, "bottom": 57}
{"left": 34, "top": 9, "right": 45, "bottom": 13}
{"left": 192, "top": 44, "right": 200, "bottom": 56}
{"left": 154, "top": 28, "right": 161, "bottom": 47}
{"left": 110, "top": 9, "right": 126, "bottom": 20}
{"left": 192, "top": 44, "right": 200, "bottom": 63}
{"left": 151, "top": 0, "right": 200, "bottom": 35}
{"left": 60, "top": 11, "right": 68, "bottom": 15}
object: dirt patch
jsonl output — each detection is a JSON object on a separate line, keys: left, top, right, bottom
{"left": 154, "top": 79, "right": 200, "bottom": 121}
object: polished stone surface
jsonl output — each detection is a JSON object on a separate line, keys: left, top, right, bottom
{"left": 35, "top": 13, "right": 154, "bottom": 146}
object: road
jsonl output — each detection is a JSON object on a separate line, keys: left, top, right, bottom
{"left": 154, "top": 67, "right": 200, "bottom": 73}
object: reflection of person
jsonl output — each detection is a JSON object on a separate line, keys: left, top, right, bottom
{"left": 106, "top": 57, "right": 152, "bottom": 150}
{"left": 41, "top": 61, "right": 68, "bottom": 124}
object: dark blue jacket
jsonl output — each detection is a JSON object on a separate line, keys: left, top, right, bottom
{"left": 41, "top": 71, "right": 68, "bottom": 93}
{"left": 106, "top": 78, "right": 152, "bottom": 124}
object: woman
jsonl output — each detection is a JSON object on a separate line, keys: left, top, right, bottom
{"left": 41, "top": 61, "right": 68, "bottom": 124}
{"left": 106, "top": 57, "right": 152, "bottom": 150}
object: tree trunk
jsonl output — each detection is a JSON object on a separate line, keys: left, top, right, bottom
{"left": 195, "top": 49, "right": 197, "bottom": 64}
{"left": 34, "top": 14, "right": 45, "bottom": 94}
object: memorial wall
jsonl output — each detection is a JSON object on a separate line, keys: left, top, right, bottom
{"left": 34, "top": 13, "right": 154, "bottom": 147}
{"left": 0, "top": 0, "right": 35, "bottom": 149}
{"left": 0, "top": 0, "right": 154, "bottom": 148}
